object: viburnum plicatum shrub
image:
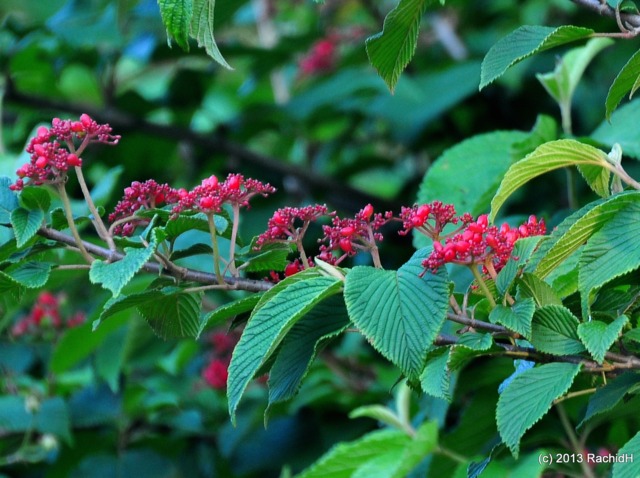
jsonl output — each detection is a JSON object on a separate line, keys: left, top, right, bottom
{"left": 3, "top": 110, "right": 640, "bottom": 477}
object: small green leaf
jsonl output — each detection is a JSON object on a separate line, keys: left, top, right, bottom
{"left": 227, "top": 275, "right": 341, "bottom": 423}
{"left": 489, "top": 298, "right": 536, "bottom": 339}
{"left": 490, "top": 139, "right": 609, "bottom": 221}
{"left": 198, "top": 294, "right": 261, "bottom": 336}
{"left": 480, "top": 25, "right": 594, "bottom": 90}
{"left": 157, "top": 0, "right": 193, "bottom": 51}
{"left": 578, "top": 372, "right": 640, "bottom": 428}
{"left": 530, "top": 305, "right": 585, "bottom": 355}
{"left": 6, "top": 262, "right": 52, "bottom": 288}
{"left": 496, "top": 237, "right": 544, "bottom": 295}
{"left": 137, "top": 289, "right": 201, "bottom": 339}
{"left": 577, "top": 315, "right": 628, "bottom": 364}
{"left": 11, "top": 207, "right": 44, "bottom": 247}
{"left": 420, "top": 348, "right": 452, "bottom": 401}
{"left": 497, "top": 362, "right": 581, "bottom": 458}
{"left": 365, "top": 0, "right": 435, "bottom": 92}
{"left": 606, "top": 48, "right": 640, "bottom": 119}
{"left": 579, "top": 203, "right": 640, "bottom": 318}
{"left": 90, "top": 228, "right": 164, "bottom": 297}
{"left": 613, "top": 432, "right": 640, "bottom": 478}
{"left": 0, "top": 177, "right": 19, "bottom": 224}
{"left": 517, "top": 272, "right": 563, "bottom": 306}
{"left": 190, "top": 0, "right": 231, "bottom": 69}
{"left": 456, "top": 332, "right": 493, "bottom": 350}
{"left": 344, "top": 248, "right": 450, "bottom": 379}
{"left": 19, "top": 186, "right": 51, "bottom": 212}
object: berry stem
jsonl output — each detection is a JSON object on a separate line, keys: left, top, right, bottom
{"left": 366, "top": 225, "right": 383, "bottom": 269}
{"left": 207, "top": 212, "right": 225, "bottom": 284}
{"left": 73, "top": 165, "right": 116, "bottom": 252}
{"left": 468, "top": 265, "right": 496, "bottom": 307}
{"left": 56, "top": 184, "right": 94, "bottom": 264}
{"left": 227, "top": 204, "right": 240, "bottom": 276}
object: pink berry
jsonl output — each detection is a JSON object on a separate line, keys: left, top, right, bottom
{"left": 66, "top": 154, "right": 82, "bottom": 167}
{"left": 361, "top": 204, "right": 374, "bottom": 220}
{"left": 339, "top": 238, "right": 354, "bottom": 253}
{"left": 35, "top": 156, "right": 48, "bottom": 169}
{"left": 340, "top": 226, "right": 355, "bottom": 237}
{"left": 199, "top": 197, "right": 215, "bottom": 209}
{"left": 227, "top": 175, "right": 241, "bottom": 190}
{"left": 80, "top": 113, "right": 93, "bottom": 128}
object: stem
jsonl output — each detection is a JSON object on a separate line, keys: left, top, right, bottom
{"left": 556, "top": 403, "right": 596, "bottom": 478}
{"left": 468, "top": 265, "right": 496, "bottom": 307}
{"left": 207, "top": 213, "right": 225, "bottom": 285}
{"left": 554, "top": 388, "right": 597, "bottom": 404}
{"left": 57, "top": 185, "right": 94, "bottom": 263}
{"left": 565, "top": 169, "right": 578, "bottom": 209}
{"left": 227, "top": 205, "right": 240, "bottom": 276}
{"left": 73, "top": 166, "right": 116, "bottom": 251}
{"left": 435, "top": 446, "right": 467, "bottom": 464}
{"left": 367, "top": 225, "right": 383, "bottom": 269}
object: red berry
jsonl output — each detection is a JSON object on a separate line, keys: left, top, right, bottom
{"left": 518, "top": 225, "right": 529, "bottom": 237}
{"left": 199, "top": 197, "right": 215, "bottom": 209}
{"left": 273, "top": 212, "right": 287, "bottom": 226}
{"left": 284, "top": 262, "right": 300, "bottom": 277}
{"left": 71, "top": 122, "right": 84, "bottom": 133}
{"left": 227, "top": 175, "right": 241, "bottom": 190}
{"left": 433, "top": 241, "right": 443, "bottom": 252}
{"left": 340, "top": 226, "right": 355, "bottom": 237}
{"left": 66, "top": 154, "right": 82, "bottom": 167}
{"left": 416, "top": 204, "right": 430, "bottom": 219}
{"left": 339, "top": 238, "right": 354, "bottom": 253}
{"left": 477, "top": 214, "right": 488, "bottom": 228}
{"left": 37, "top": 126, "right": 49, "bottom": 138}
{"left": 361, "top": 204, "right": 374, "bottom": 220}
{"left": 527, "top": 215, "right": 538, "bottom": 226}
{"left": 202, "top": 175, "right": 219, "bottom": 189}
{"left": 454, "top": 241, "right": 470, "bottom": 253}
{"left": 154, "top": 192, "right": 165, "bottom": 205}
{"left": 33, "top": 144, "right": 46, "bottom": 156}
{"left": 411, "top": 215, "right": 425, "bottom": 227}
{"left": 80, "top": 113, "right": 93, "bottom": 128}
{"left": 35, "top": 156, "right": 48, "bottom": 169}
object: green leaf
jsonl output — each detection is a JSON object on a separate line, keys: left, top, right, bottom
{"left": 529, "top": 191, "right": 640, "bottom": 278}
{"left": 606, "top": 48, "right": 640, "bottom": 119}
{"left": 11, "top": 207, "right": 43, "bottom": 248}
{"left": 456, "top": 332, "right": 493, "bottom": 350}
{"left": 365, "top": 0, "right": 435, "bottom": 92}
{"left": 190, "top": 0, "right": 231, "bottom": 69}
{"left": 530, "top": 305, "right": 585, "bottom": 355}
{"left": 496, "top": 237, "right": 545, "bottom": 295}
{"left": 517, "top": 272, "right": 563, "bottom": 307}
{"left": 0, "top": 177, "right": 19, "bottom": 224}
{"left": 137, "top": 289, "right": 201, "bottom": 338}
{"left": 0, "top": 396, "right": 71, "bottom": 444}
{"left": 90, "top": 228, "right": 164, "bottom": 297}
{"left": 19, "top": 186, "right": 51, "bottom": 212}
{"left": 592, "top": 99, "right": 640, "bottom": 160}
{"left": 578, "top": 372, "right": 640, "bottom": 428}
{"left": 267, "top": 295, "right": 350, "bottom": 414}
{"left": 576, "top": 162, "right": 611, "bottom": 199}
{"left": 416, "top": 131, "right": 529, "bottom": 228}
{"left": 420, "top": 348, "right": 452, "bottom": 401}
{"left": 5, "top": 262, "right": 52, "bottom": 288}
{"left": 349, "top": 405, "right": 408, "bottom": 433}
{"left": 490, "top": 139, "right": 609, "bottom": 221}
{"left": 613, "top": 432, "right": 640, "bottom": 478}
{"left": 157, "top": 0, "right": 193, "bottom": 51}
{"left": 489, "top": 298, "right": 536, "bottom": 339}
{"left": 497, "top": 362, "right": 581, "bottom": 458}
{"left": 239, "top": 245, "right": 291, "bottom": 272}
{"left": 579, "top": 203, "right": 640, "bottom": 318}
{"left": 344, "top": 249, "right": 450, "bottom": 379}
{"left": 480, "top": 25, "right": 594, "bottom": 90}
{"left": 577, "top": 315, "right": 628, "bottom": 364}
{"left": 227, "top": 275, "right": 341, "bottom": 423}
{"left": 295, "top": 429, "right": 409, "bottom": 478}
{"left": 536, "top": 37, "right": 613, "bottom": 108}
{"left": 197, "top": 293, "right": 261, "bottom": 337}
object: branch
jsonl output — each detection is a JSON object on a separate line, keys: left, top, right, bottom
{"left": 571, "top": 0, "right": 640, "bottom": 28}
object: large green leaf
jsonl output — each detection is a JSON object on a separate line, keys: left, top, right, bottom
{"left": 190, "top": 0, "right": 230, "bottom": 68}
{"left": 579, "top": 204, "right": 640, "bottom": 318}
{"left": 344, "top": 248, "right": 450, "bottom": 379}
{"left": 591, "top": 99, "right": 640, "bottom": 159}
{"left": 267, "top": 295, "right": 350, "bottom": 415}
{"left": 528, "top": 191, "right": 640, "bottom": 278}
{"left": 497, "top": 362, "right": 581, "bottom": 458}
{"left": 227, "top": 275, "right": 341, "bottom": 423}
{"left": 365, "top": 0, "right": 435, "bottom": 92}
{"left": 90, "top": 228, "right": 165, "bottom": 297}
{"left": 606, "top": 48, "right": 640, "bottom": 119}
{"left": 480, "top": 25, "right": 594, "bottom": 89}
{"left": 490, "top": 139, "right": 609, "bottom": 221}
{"left": 530, "top": 305, "right": 585, "bottom": 355}
{"left": 489, "top": 298, "right": 536, "bottom": 339}
{"left": 578, "top": 315, "right": 628, "bottom": 364}
{"left": 157, "top": 0, "right": 193, "bottom": 51}
{"left": 11, "top": 207, "right": 44, "bottom": 248}
{"left": 137, "top": 288, "right": 201, "bottom": 339}
{"left": 613, "top": 432, "right": 640, "bottom": 478}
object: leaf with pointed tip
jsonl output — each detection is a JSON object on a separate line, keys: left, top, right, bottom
{"left": 480, "top": 25, "right": 593, "bottom": 90}
{"left": 227, "top": 275, "right": 342, "bottom": 423}
{"left": 613, "top": 432, "right": 640, "bottom": 478}
{"left": 157, "top": 0, "right": 193, "bottom": 51}
{"left": 578, "top": 315, "right": 628, "bottom": 364}
{"left": 490, "top": 140, "right": 609, "bottom": 221}
{"left": 497, "top": 362, "right": 581, "bottom": 458}
{"left": 606, "top": 48, "right": 640, "bottom": 119}
{"left": 420, "top": 348, "right": 452, "bottom": 401}
{"left": 365, "top": 0, "right": 435, "bottom": 92}
{"left": 5, "top": 262, "right": 52, "bottom": 288}
{"left": 190, "top": 0, "right": 231, "bottom": 68}
{"left": 137, "top": 289, "right": 201, "bottom": 339}
{"left": 517, "top": 272, "right": 563, "bottom": 307}
{"left": 11, "top": 207, "right": 44, "bottom": 248}
{"left": 344, "top": 248, "right": 450, "bottom": 380}
{"left": 496, "top": 237, "right": 544, "bottom": 296}
{"left": 530, "top": 305, "right": 585, "bottom": 355}
{"left": 0, "top": 177, "right": 19, "bottom": 224}
{"left": 198, "top": 294, "right": 262, "bottom": 337}
{"left": 489, "top": 298, "right": 536, "bottom": 339}
{"left": 578, "top": 371, "right": 640, "bottom": 428}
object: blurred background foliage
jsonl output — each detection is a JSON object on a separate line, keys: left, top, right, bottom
{"left": 0, "top": 0, "right": 638, "bottom": 476}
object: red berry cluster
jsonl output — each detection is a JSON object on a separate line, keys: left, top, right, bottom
{"left": 399, "top": 201, "right": 471, "bottom": 237}
{"left": 319, "top": 204, "right": 393, "bottom": 258}
{"left": 423, "top": 214, "right": 546, "bottom": 273}
{"left": 202, "top": 329, "right": 240, "bottom": 390}
{"left": 173, "top": 173, "right": 276, "bottom": 215}
{"left": 299, "top": 38, "right": 337, "bottom": 76}
{"left": 11, "top": 292, "right": 85, "bottom": 337}
{"left": 255, "top": 204, "right": 331, "bottom": 249}
{"left": 11, "top": 114, "right": 120, "bottom": 191}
